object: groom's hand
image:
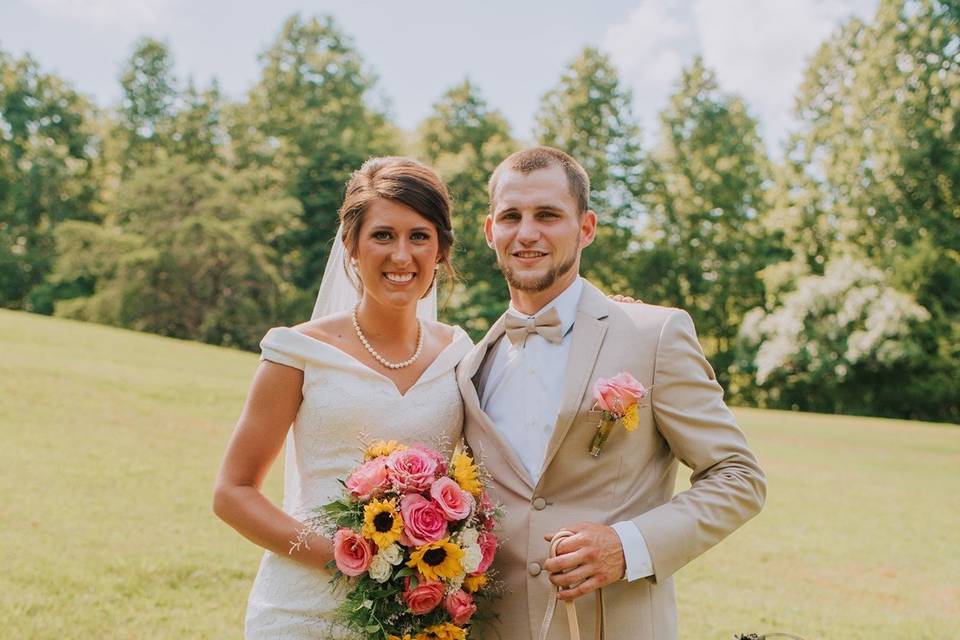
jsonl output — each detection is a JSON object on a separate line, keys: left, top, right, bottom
{"left": 543, "top": 523, "right": 626, "bottom": 601}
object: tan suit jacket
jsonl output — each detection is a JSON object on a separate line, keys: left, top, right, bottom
{"left": 459, "top": 280, "right": 766, "bottom": 640}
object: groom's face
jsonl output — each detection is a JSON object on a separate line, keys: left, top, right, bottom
{"left": 485, "top": 164, "right": 596, "bottom": 306}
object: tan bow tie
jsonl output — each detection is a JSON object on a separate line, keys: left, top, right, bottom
{"left": 504, "top": 307, "right": 563, "bottom": 347}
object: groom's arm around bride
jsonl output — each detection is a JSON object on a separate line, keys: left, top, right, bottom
{"left": 458, "top": 147, "right": 766, "bottom": 640}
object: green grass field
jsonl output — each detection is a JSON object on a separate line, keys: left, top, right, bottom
{"left": 1, "top": 309, "right": 957, "bottom": 639}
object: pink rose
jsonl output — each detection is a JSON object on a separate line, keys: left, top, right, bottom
{"left": 593, "top": 372, "right": 647, "bottom": 414}
{"left": 400, "top": 494, "right": 448, "bottom": 546}
{"left": 475, "top": 530, "right": 497, "bottom": 574}
{"left": 444, "top": 589, "right": 477, "bottom": 625}
{"left": 333, "top": 528, "right": 374, "bottom": 577}
{"left": 430, "top": 476, "right": 474, "bottom": 521}
{"left": 402, "top": 577, "right": 445, "bottom": 614}
{"left": 345, "top": 458, "right": 389, "bottom": 500}
{"left": 414, "top": 444, "right": 448, "bottom": 476}
{"left": 387, "top": 447, "right": 439, "bottom": 492}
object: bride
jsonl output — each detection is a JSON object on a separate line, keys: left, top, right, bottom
{"left": 213, "top": 157, "right": 473, "bottom": 638}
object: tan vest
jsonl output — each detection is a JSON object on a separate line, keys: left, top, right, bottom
{"left": 459, "top": 280, "right": 766, "bottom": 640}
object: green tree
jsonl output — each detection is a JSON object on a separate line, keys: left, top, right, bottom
{"left": 760, "top": 0, "right": 960, "bottom": 419}
{"left": 640, "top": 58, "right": 780, "bottom": 386}
{"left": 116, "top": 37, "right": 178, "bottom": 174}
{"left": 244, "top": 14, "right": 399, "bottom": 303}
{"left": 52, "top": 158, "right": 302, "bottom": 349}
{"left": 0, "top": 50, "right": 100, "bottom": 311}
{"left": 534, "top": 47, "right": 645, "bottom": 293}
{"left": 169, "top": 79, "right": 225, "bottom": 165}
{"left": 415, "top": 79, "right": 517, "bottom": 337}
{"left": 788, "top": 0, "right": 958, "bottom": 278}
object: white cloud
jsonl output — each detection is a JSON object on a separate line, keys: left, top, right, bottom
{"left": 603, "top": 0, "right": 879, "bottom": 153}
{"left": 23, "top": 0, "right": 179, "bottom": 29}
{"left": 603, "top": 0, "right": 700, "bottom": 139}
{"left": 694, "top": 0, "right": 877, "bottom": 147}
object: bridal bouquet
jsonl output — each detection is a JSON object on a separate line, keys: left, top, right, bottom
{"left": 306, "top": 440, "right": 501, "bottom": 640}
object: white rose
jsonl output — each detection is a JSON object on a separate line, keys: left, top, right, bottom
{"left": 379, "top": 543, "right": 403, "bottom": 566}
{"left": 459, "top": 527, "right": 479, "bottom": 547}
{"left": 461, "top": 543, "right": 483, "bottom": 574}
{"left": 369, "top": 554, "right": 391, "bottom": 583}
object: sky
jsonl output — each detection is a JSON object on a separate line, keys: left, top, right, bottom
{"left": 1, "top": 0, "right": 879, "bottom": 154}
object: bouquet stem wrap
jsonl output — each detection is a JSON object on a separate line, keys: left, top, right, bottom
{"left": 589, "top": 416, "right": 617, "bottom": 457}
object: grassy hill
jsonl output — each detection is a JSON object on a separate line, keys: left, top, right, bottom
{"left": 1, "top": 309, "right": 957, "bottom": 639}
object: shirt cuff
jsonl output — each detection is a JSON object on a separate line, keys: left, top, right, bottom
{"left": 610, "top": 521, "right": 654, "bottom": 581}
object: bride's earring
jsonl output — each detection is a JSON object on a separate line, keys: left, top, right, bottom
{"left": 421, "top": 261, "right": 441, "bottom": 298}
{"left": 348, "top": 256, "right": 363, "bottom": 293}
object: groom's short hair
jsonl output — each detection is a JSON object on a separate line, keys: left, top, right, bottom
{"left": 488, "top": 147, "right": 590, "bottom": 215}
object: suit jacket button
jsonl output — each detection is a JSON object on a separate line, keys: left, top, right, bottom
{"left": 532, "top": 497, "right": 547, "bottom": 510}
{"left": 528, "top": 562, "right": 542, "bottom": 576}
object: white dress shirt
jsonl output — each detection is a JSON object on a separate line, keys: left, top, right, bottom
{"left": 480, "top": 277, "right": 653, "bottom": 581}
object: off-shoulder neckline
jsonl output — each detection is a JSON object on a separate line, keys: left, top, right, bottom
{"left": 263, "top": 325, "right": 472, "bottom": 398}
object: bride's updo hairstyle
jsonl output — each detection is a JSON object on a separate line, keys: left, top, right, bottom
{"left": 339, "top": 156, "right": 456, "bottom": 298}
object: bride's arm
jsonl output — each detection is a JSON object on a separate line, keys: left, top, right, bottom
{"left": 213, "top": 360, "right": 332, "bottom": 571}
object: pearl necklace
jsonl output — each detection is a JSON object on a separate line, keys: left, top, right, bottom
{"left": 352, "top": 305, "right": 424, "bottom": 370}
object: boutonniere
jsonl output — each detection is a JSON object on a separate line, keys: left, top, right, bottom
{"left": 589, "top": 372, "right": 649, "bottom": 456}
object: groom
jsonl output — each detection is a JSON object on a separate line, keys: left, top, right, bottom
{"left": 458, "top": 147, "right": 766, "bottom": 640}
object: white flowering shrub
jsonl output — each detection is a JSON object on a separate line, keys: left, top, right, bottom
{"left": 736, "top": 256, "right": 932, "bottom": 414}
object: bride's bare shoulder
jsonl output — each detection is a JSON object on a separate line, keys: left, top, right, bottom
{"left": 425, "top": 320, "right": 460, "bottom": 348}
{"left": 291, "top": 312, "right": 353, "bottom": 343}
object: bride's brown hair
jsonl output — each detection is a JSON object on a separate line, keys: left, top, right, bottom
{"left": 339, "top": 157, "right": 456, "bottom": 297}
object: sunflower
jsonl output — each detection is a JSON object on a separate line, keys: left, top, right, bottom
{"left": 365, "top": 439, "right": 408, "bottom": 460}
{"left": 450, "top": 446, "right": 482, "bottom": 495}
{"left": 462, "top": 573, "right": 487, "bottom": 593}
{"left": 407, "top": 538, "right": 464, "bottom": 581}
{"left": 417, "top": 623, "right": 466, "bottom": 640}
{"left": 388, "top": 635, "right": 413, "bottom": 640}
{"left": 621, "top": 403, "right": 640, "bottom": 432}
{"left": 362, "top": 498, "right": 404, "bottom": 548}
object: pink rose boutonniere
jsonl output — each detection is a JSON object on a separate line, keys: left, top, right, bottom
{"left": 589, "top": 371, "right": 648, "bottom": 456}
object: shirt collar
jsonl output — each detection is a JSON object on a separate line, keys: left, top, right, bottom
{"left": 507, "top": 276, "right": 583, "bottom": 338}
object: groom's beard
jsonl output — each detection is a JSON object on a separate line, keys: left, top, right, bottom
{"left": 498, "top": 249, "right": 578, "bottom": 293}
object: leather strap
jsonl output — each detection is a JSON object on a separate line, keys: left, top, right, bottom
{"left": 537, "top": 530, "right": 604, "bottom": 640}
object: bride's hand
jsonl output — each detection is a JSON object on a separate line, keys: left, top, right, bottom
{"left": 607, "top": 293, "right": 641, "bottom": 303}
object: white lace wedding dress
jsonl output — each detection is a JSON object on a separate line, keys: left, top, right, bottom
{"left": 245, "top": 326, "right": 473, "bottom": 639}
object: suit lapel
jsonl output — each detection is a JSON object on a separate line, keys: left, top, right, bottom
{"left": 539, "top": 282, "right": 610, "bottom": 480}
{"left": 458, "top": 315, "right": 535, "bottom": 493}
{"left": 458, "top": 314, "right": 504, "bottom": 399}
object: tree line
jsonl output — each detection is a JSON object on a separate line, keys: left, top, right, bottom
{"left": 1, "top": 0, "right": 957, "bottom": 422}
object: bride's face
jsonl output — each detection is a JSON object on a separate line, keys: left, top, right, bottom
{"left": 354, "top": 198, "right": 440, "bottom": 309}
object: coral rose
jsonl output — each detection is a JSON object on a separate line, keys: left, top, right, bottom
{"left": 333, "top": 528, "right": 374, "bottom": 577}
{"left": 402, "top": 577, "right": 445, "bottom": 614}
